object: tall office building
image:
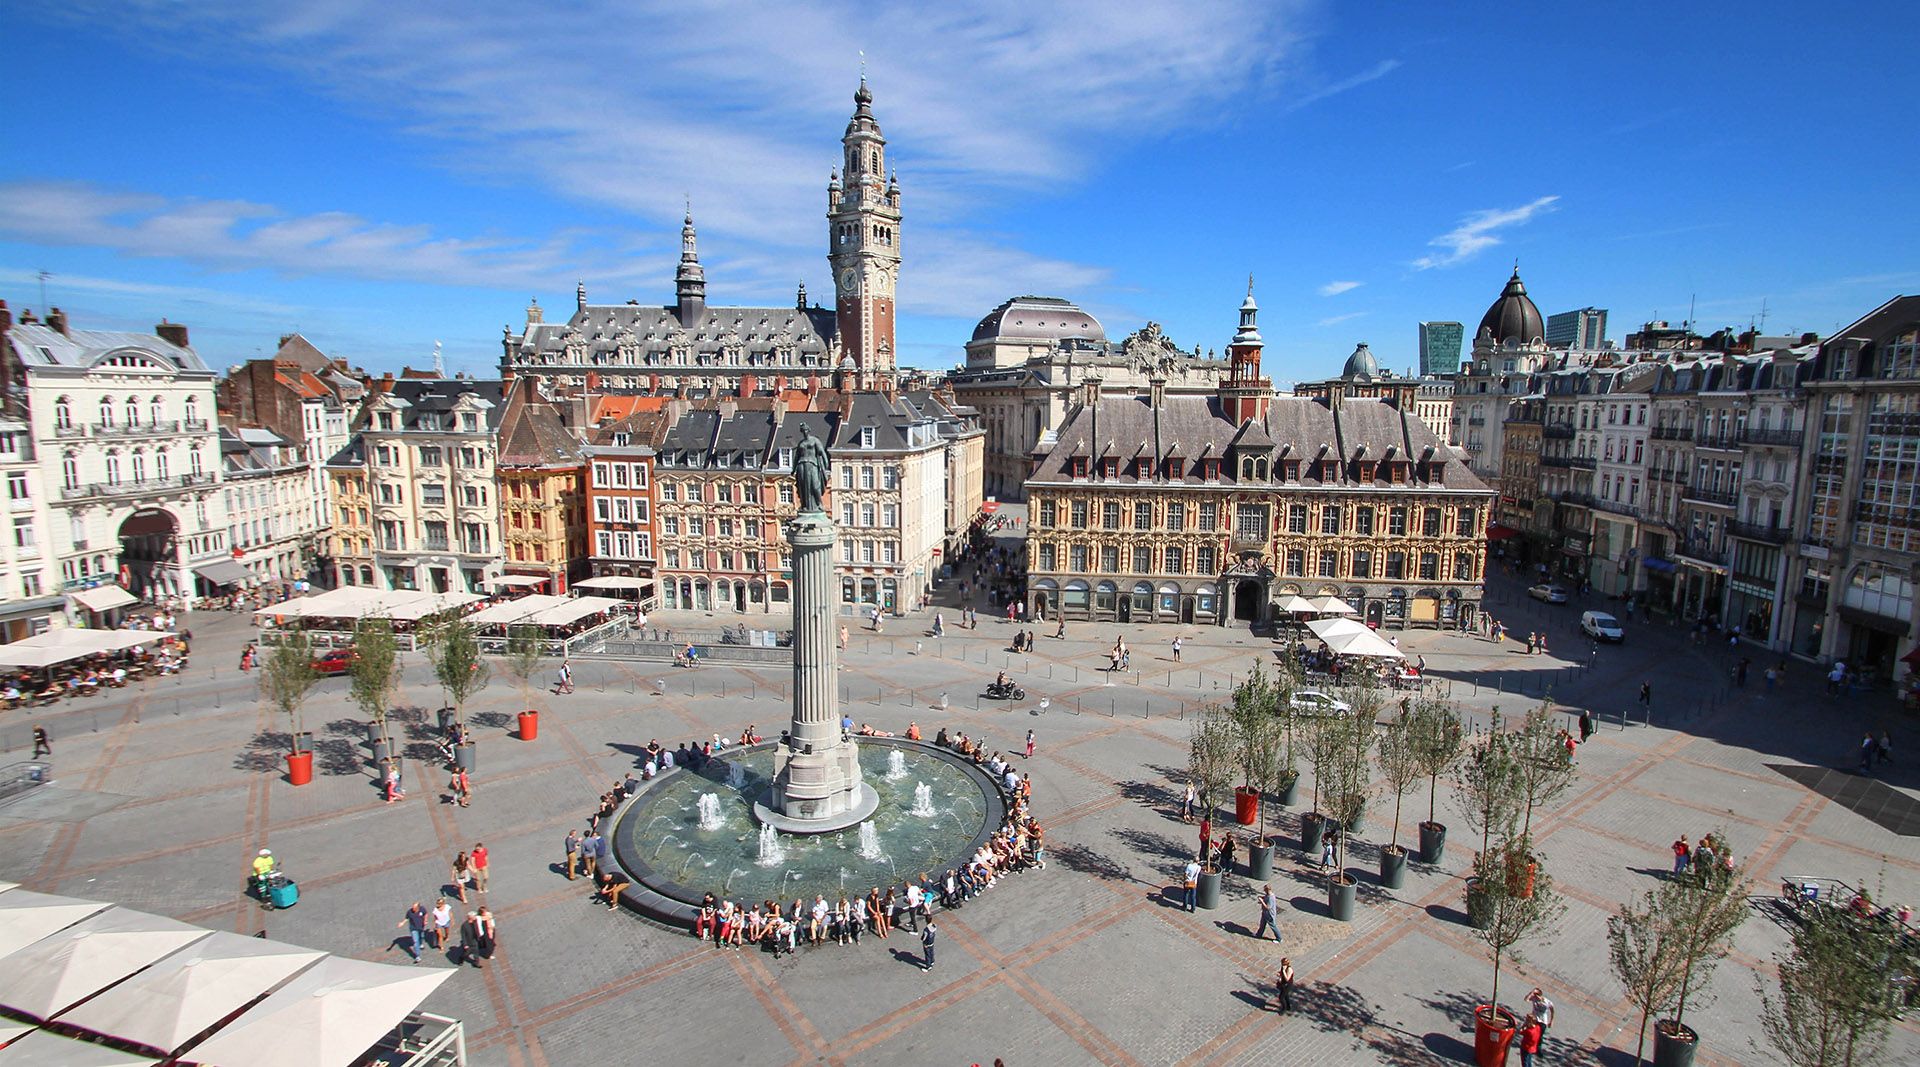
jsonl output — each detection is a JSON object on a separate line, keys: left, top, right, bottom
{"left": 1547, "top": 307, "right": 1608, "bottom": 349}
{"left": 1418, "top": 321, "right": 1464, "bottom": 377}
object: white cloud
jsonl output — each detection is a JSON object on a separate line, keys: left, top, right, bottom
{"left": 1317, "top": 311, "right": 1367, "bottom": 327}
{"left": 1318, "top": 280, "right": 1362, "bottom": 296}
{"left": 1288, "top": 59, "right": 1401, "bottom": 111}
{"left": 1413, "top": 196, "right": 1560, "bottom": 270}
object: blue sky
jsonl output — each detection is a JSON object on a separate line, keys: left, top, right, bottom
{"left": 3, "top": 1, "right": 1916, "bottom": 384}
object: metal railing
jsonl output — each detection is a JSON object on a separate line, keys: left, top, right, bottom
{"left": 0, "top": 762, "right": 53, "bottom": 809}
{"left": 1592, "top": 498, "right": 1639, "bottom": 518}
{"left": 1648, "top": 467, "right": 1687, "bottom": 483}
{"left": 1543, "top": 422, "right": 1576, "bottom": 439}
{"left": 1565, "top": 455, "right": 1597, "bottom": 470}
{"left": 1650, "top": 424, "right": 1691, "bottom": 441}
{"left": 1740, "top": 426, "right": 1803, "bottom": 447}
{"left": 58, "top": 473, "right": 214, "bottom": 501}
{"left": 1683, "top": 485, "right": 1738, "bottom": 507}
{"left": 1727, "top": 519, "right": 1792, "bottom": 544}
{"left": 1694, "top": 434, "right": 1741, "bottom": 451}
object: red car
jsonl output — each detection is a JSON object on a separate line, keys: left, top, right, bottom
{"left": 312, "top": 648, "right": 358, "bottom": 676}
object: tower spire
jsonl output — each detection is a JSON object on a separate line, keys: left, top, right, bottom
{"left": 675, "top": 203, "right": 706, "bottom": 326}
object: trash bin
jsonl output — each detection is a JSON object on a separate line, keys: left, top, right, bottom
{"left": 518, "top": 709, "right": 539, "bottom": 741}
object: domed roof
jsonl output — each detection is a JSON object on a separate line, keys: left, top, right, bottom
{"left": 1342, "top": 342, "right": 1379, "bottom": 381}
{"left": 970, "top": 296, "right": 1107, "bottom": 345}
{"left": 1477, "top": 268, "right": 1545, "bottom": 345}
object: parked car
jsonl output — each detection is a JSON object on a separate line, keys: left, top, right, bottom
{"left": 1290, "top": 690, "right": 1353, "bottom": 716}
{"left": 312, "top": 648, "right": 358, "bottom": 676}
{"left": 1580, "top": 611, "right": 1625, "bottom": 642}
{"left": 1528, "top": 583, "right": 1571, "bottom": 604}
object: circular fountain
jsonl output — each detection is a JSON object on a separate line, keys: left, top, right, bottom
{"left": 608, "top": 738, "right": 1004, "bottom": 923}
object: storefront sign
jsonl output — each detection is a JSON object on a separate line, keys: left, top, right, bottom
{"left": 1729, "top": 579, "right": 1775, "bottom": 600}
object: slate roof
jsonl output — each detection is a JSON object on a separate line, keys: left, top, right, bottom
{"left": 369, "top": 379, "right": 505, "bottom": 432}
{"left": 509, "top": 303, "right": 837, "bottom": 368}
{"left": 497, "top": 377, "right": 583, "bottom": 467}
{"left": 8, "top": 324, "right": 208, "bottom": 373}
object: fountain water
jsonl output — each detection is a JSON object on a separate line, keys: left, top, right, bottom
{"left": 651, "top": 834, "right": 684, "bottom": 859}
{"left": 677, "top": 852, "right": 706, "bottom": 877}
{"left": 757, "top": 824, "right": 788, "bottom": 867}
{"left": 857, "top": 821, "right": 887, "bottom": 861}
{"left": 726, "top": 762, "right": 746, "bottom": 790}
{"left": 725, "top": 868, "right": 749, "bottom": 893}
{"left": 911, "top": 782, "right": 937, "bottom": 818}
{"left": 885, "top": 750, "right": 908, "bottom": 781}
{"left": 696, "top": 793, "right": 726, "bottom": 832}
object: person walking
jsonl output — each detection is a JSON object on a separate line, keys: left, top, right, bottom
{"left": 1526, "top": 987, "right": 1555, "bottom": 1037}
{"left": 1638, "top": 682, "right": 1652, "bottom": 714}
{"left": 463, "top": 907, "right": 496, "bottom": 969}
{"left": 1672, "top": 835, "right": 1691, "bottom": 875}
{"left": 470, "top": 843, "right": 490, "bottom": 894}
{"left": 920, "top": 919, "right": 938, "bottom": 972}
{"left": 430, "top": 898, "right": 452, "bottom": 950}
{"left": 1171, "top": 636, "right": 1183, "bottom": 663}
{"left": 1199, "top": 815, "right": 1212, "bottom": 858}
{"left": 1182, "top": 857, "right": 1202, "bottom": 912}
{"left": 1024, "top": 730, "right": 1035, "bottom": 759}
{"left": 1578, "top": 709, "right": 1594, "bottom": 743}
{"left": 450, "top": 852, "right": 473, "bottom": 904}
{"left": 451, "top": 768, "right": 472, "bottom": 808}
{"left": 564, "top": 829, "right": 581, "bottom": 880}
{"left": 1878, "top": 731, "right": 1895, "bottom": 765}
{"left": 1181, "top": 780, "right": 1197, "bottom": 822}
{"left": 1273, "top": 958, "right": 1295, "bottom": 1014}
{"left": 398, "top": 901, "right": 429, "bottom": 964}
{"left": 1254, "top": 883, "right": 1282, "bottom": 942}
{"left": 30, "top": 725, "right": 50, "bottom": 759}
{"left": 1860, "top": 733, "right": 1877, "bottom": 774}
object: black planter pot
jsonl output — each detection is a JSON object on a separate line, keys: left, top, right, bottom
{"left": 1247, "top": 842, "right": 1275, "bottom": 880}
{"left": 1277, "top": 777, "right": 1300, "bottom": 807}
{"left": 1300, "top": 812, "right": 1327, "bottom": 854}
{"left": 1418, "top": 821, "right": 1448, "bottom": 864}
{"left": 1652, "top": 1022, "right": 1697, "bottom": 1067}
{"left": 1464, "top": 876, "right": 1491, "bottom": 929}
{"left": 1328, "top": 875, "right": 1357, "bottom": 921}
{"left": 1196, "top": 870, "right": 1223, "bottom": 910}
{"left": 454, "top": 742, "right": 476, "bottom": 772}
{"left": 1379, "top": 846, "right": 1407, "bottom": 889}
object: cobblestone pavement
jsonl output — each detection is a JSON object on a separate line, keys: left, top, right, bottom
{"left": 2, "top": 566, "right": 1919, "bottom": 1066}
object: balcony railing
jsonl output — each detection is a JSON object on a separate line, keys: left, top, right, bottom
{"left": 1554, "top": 490, "right": 1595, "bottom": 507}
{"left": 58, "top": 473, "right": 214, "bottom": 501}
{"left": 1683, "top": 484, "right": 1738, "bottom": 507}
{"left": 1676, "top": 537, "right": 1722, "bottom": 563}
{"left": 1650, "top": 424, "right": 1691, "bottom": 441}
{"left": 1648, "top": 467, "right": 1687, "bottom": 483}
{"left": 1566, "top": 455, "right": 1597, "bottom": 470}
{"left": 1466, "top": 416, "right": 1486, "bottom": 426}
{"left": 1739, "top": 426, "right": 1803, "bottom": 447}
{"left": 93, "top": 419, "right": 183, "bottom": 439}
{"left": 1694, "top": 434, "right": 1740, "bottom": 451}
{"left": 1726, "top": 519, "right": 1792, "bottom": 545}
{"left": 1540, "top": 455, "right": 1571, "bottom": 468}
{"left": 1543, "top": 422, "right": 1576, "bottom": 439}
{"left": 1592, "top": 498, "right": 1640, "bottom": 518}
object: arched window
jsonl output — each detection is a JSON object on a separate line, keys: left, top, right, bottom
{"left": 189, "top": 448, "right": 203, "bottom": 476}
{"left": 149, "top": 396, "right": 164, "bottom": 425}
{"left": 154, "top": 448, "right": 169, "bottom": 479}
{"left": 130, "top": 450, "right": 146, "bottom": 483}
{"left": 184, "top": 396, "right": 199, "bottom": 426}
{"left": 61, "top": 452, "right": 79, "bottom": 490}
{"left": 54, "top": 397, "right": 71, "bottom": 430}
{"left": 99, "top": 397, "right": 115, "bottom": 427}
{"left": 104, "top": 452, "right": 122, "bottom": 486}
{"left": 125, "top": 396, "right": 140, "bottom": 426}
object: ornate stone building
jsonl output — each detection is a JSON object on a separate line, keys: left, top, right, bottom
{"left": 1025, "top": 293, "right": 1494, "bottom": 629}
{"left": 948, "top": 297, "right": 1229, "bottom": 500}
{"left": 499, "top": 80, "right": 899, "bottom": 393}
{"left": 496, "top": 376, "right": 588, "bottom": 593}
{"left": 1452, "top": 268, "right": 1554, "bottom": 484}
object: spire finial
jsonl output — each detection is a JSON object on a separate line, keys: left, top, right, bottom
{"left": 1247, "top": 273, "right": 1255, "bottom": 297}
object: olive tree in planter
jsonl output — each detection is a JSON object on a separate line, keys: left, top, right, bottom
{"left": 1466, "top": 836, "right": 1565, "bottom": 1064}
{"left": 1224, "top": 663, "right": 1278, "bottom": 831}
{"left": 426, "top": 617, "right": 490, "bottom": 770}
{"left": 1759, "top": 883, "right": 1920, "bottom": 1067}
{"left": 1511, "top": 698, "right": 1579, "bottom": 840}
{"left": 1608, "top": 853, "right": 1751, "bottom": 1067}
{"left": 1406, "top": 694, "right": 1464, "bottom": 864}
{"left": 1271, "top": 661, "right": 1302, "bottom": 807}
{"left": 1455, "top": 726, "right": 1524, "bottom": 928}
{"left": 1319, "top": 687, "right": 1379, "bottom": 921}
{"left": 1374, "top": 705, "right": 1423, "bottom": 890}
{"left": 1185, "top": 706, "right": 1235, "bottom": 909}
{"left": 1298, "top": 695, "right": 1350, "bottom": 857}
{"left": 501, "top": 624, "right": 549, "bottom": 740}
{"left": 347, "top": 620, "right": 400, "bottom": 767}
{"left": 260, "top": 633, "right": 320, "bottom": 786}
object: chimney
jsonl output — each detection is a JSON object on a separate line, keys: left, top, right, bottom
{"left": 155, "top": 319, "right": 189, "bottom": 348}
{"left": 740, "top": 373, "right": 758, "bottom": 397}
{"left": 1148, "top": 376, "right": 1165, "bottom": 409}
{"left": 45, "top": 307, "right": 68, "bottom": 337}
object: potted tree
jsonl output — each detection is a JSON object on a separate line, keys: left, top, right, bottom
{"left": 260, "top": 634, "right": 319, "bottom": 786}
{"left": 1374, "top": 705, "right": 1422, "bottom": 890}
{"left": 1504, "top": 700, "right": 1579, "bottom": 900}
{"left": 1608, "top": 852, "right": 1751, "bottom": 1067}
{"left": 1298, "top": 697, "right": 1348, "bottom": 857}
{"left": 1321, "top": 706, "right": 1374, "bottom": 921}
{"left": 1272, "top": 662, "right": 1302, "bottom": 807}
{"left": 1455, "top": 728, "right": 1523, "bottom": 927}
{"left": 1407, "top": 694, "right": 1464, "bottom": 864}
{"left": 347, "top": 620, "right": 399, "bottom": 767}
{"left": 502, "top": 624, "right": 548, "bottom": 742}
{"left": 1225, "top": 664, "right": 1276, "bottom": 828}
{"left": 426, "top": 617, "right": 490, "bottom": 771}
{"left": 1758, "top": 878, "right": 1918, "bottom": 1067}
{"left": 1185, "top": 706, "right": 1235, "bottom": 910}
{"left": 1467, "top": 836, "right": 1565, "bottom": 1067}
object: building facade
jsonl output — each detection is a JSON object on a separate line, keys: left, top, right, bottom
{"left": 1418, "top": 321, "right": 1464, "bottom": 377}
{"left": 1025, "top": 295, "right": 1494, "bottom": 629}
{"left": 1452, "top": 269, "right": 1554, "bottom": 485}
{"left": 1547, "top": 307, "right": 1609, "bottom": 350}
{"left": 496, "top": 377, "right": 588, "bottom": 593}
{"left": 221, "top": 427, "right": 320, "bottom": 585}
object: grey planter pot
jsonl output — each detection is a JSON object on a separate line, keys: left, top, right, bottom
{"left": 1328, "top": 875, "right": 1357, "bottom": 921}
{"left": 454, "top": 742, "right": 476, "bottom": 772}
{"left": 1652, "top": 1022, "right": 1697, "bottom": 1067}
{"left": 371, "top": 738, "right": 391, "bottom": 764}
{"left": 1247, "top": 842, "right": 1275, "bottom": 880}
{"left": 1418, "top": 821, "right": 1448, "bottom": 864}
{"left": 1277, "top": 777, "right": 1300, "bottom": 807}
{"left": 1196, "top": 870, "right": 1223, "bottom": 910}
{"left": 1300, "top": 812, "right": 1327, "bottom": 855}
{"left": 1379, "top": 846, "right": 1407, "bottom": 889}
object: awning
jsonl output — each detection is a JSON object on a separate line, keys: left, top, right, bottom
{"left": 530, "top": 596, "right": 623, "bottom": 628}
{"left": 485, "top": 574, "right": 548, "bottom": 589}
{"left": 1306, "top": 595, "right": 1358, "bottom": 616}
{"left": 0, "top": 909, "right": 209, "bottom": 1022}
{"left": 1485, "top": 524, "right": 1521, "bottom": 541}
{"left": 1306, "top": 617, "right": 1403, "bottom": 659}
{"left": 0, "top": 1031, "right": 157, "bottom": 1065}
{"left": 0, "top": 630, "right": 173, "bottom": 669}
{"left": 181, "top": 956, "right": 452, "bottom": 1067}
{"left": 68, "top": 586, "right": 137, "bottom": 613}
{"left": 572, "top": 575, "right": 652, "bottom": 591}
{"left": 1640, "top": 557, "right": 1678, "bottom": 574}
{"left": 192, "top": 560, "right": 252, "bottom": 588}
{"left": 58, "top": 931, "right": 323, "bottom": 1055}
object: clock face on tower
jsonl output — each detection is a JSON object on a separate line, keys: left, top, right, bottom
{"left": 839, "top": 268, "right": 859, "bottom": 291}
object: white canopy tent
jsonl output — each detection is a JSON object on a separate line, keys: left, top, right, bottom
{"left": 0, "top": 1031, "right": 156, "bottom": 1065}
{"left": 571, "top": 575, "right": 650, "bottom": 591}
{"left": 0, "top": 630, "right": 174, "bottom": 670}
{"left": 0, "top": 892, "right": 110, "bottom": 961}
{"left": 1306, "top": 617, "right": 1403, "bottom": 659}
{"left": 59, "top": 931, "right": 324, "bottom": 1056}
{"left": 1306, "top": 595, "right": 1358, "bottom": 616}
{"left": 1275, "top": 594, "right": 1316, "bottom": 615}
{"left": 467, "top": 595, "right": 569, "bottom": 627}
{"left": 529, "top": 597, "right": 623, "bottom": 628}
{"left": 0, "top": 909, "right": 210, "bottom": 1022}
{"left": 483, "top": 575, "right": 547, "bottom": 590}
{"left": 182, "top": 956, "right": 452, "bottom": 1067}
{"left": 385, "top": 591, "right": 484, "bottom": 622}
{"left": 0, "top": 1020, "right": 32, "bottom": 1045}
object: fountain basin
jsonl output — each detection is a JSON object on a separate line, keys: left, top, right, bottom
{"left": 606, "top": 738, "right": 1007, "bottom": 927}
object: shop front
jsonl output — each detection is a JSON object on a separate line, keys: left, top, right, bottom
{"left": 1725, "top": 578, "right": 1778, "bottom": 647}
{"left": 1640, "top": 556, "right": 1679, "bottom": 615}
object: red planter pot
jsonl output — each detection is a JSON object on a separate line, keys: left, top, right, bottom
{"left": 285, "top": 750, "right": 314, "bottom": 787}
{"left": 1474, "top": 1004, "right": 1518, "bottom": 1067}
{"left": 518, "top": 709, "right": 540, "bottom": 741}
{"left": 1233, "top": 787, "right": 1260, "bottom": 826}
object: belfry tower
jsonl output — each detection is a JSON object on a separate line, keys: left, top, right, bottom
{"left": 827, "top": 76, "right": 901, "bottom": 387}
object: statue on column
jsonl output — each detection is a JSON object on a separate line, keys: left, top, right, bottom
{"left": 794, "top": 427, "right": 831, "bottom": 514}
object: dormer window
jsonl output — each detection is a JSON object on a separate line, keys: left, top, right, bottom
{"left": 1357, "top": 461, "right": 1376, "bottom": 482}
{"left": 1133, "top": 458, "right": 1152, "bottom": 479}
{"left": 1389, "top": 462, "right": 1407, "bottom": 484}
{"left": 1164, "top": 455, "right": 1182, "bottom": 479}
{"left": 1069, "top": 456, "right": 1089, "bottom": 478}
{"left": 1202, "top": 458, "right": 1222, "bottom": 480}
{"left": 1101, "top": 458, "right": 1120, "bottom": 479}
{"left": 859, "top": 427, "right": 875, "bottom": 448}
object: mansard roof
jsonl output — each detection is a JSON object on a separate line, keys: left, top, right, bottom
{"left": 511, "top": 303, "right": 837, "bottom": 368}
